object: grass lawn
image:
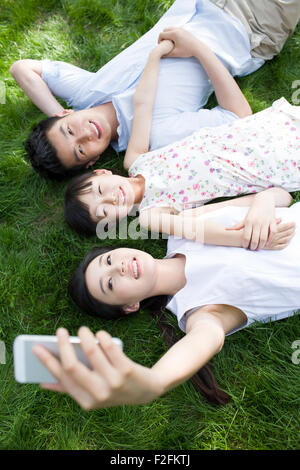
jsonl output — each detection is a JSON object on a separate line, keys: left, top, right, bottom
{"left": 0, "top": 0, "right": 300, "bottom": 450}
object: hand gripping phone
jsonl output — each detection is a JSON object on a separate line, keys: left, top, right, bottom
{"left": 13, "top": 334, "right": 123, "bottom": 384}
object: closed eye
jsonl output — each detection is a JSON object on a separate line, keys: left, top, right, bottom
{"left": 98, "top": 185, "right": 102, "bottom": 195}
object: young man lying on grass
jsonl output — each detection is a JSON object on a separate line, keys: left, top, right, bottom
{"left": 10, "top": 0, "right": 300, "bottom": 179}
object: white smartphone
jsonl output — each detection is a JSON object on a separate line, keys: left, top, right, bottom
{"left": 13, "top": 334, "right": 123, "bottom": 384}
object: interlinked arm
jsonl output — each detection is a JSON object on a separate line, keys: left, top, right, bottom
{"left": 177, "top": 187, "right": 294, "bottom": 250}
{"left": 123, "top": 40, "right": 174, "bottom": 170}
{"left": 139, "top": 207, "right": 246, "bottom": 247}
{"left": 158, "top": 27, "right": 252, "bottom": 118}
{"left": 139, "top": 186, "right": 295, "bottom": 250}
{"left": 33, "top": 304, "right": 241, "bottom": 410}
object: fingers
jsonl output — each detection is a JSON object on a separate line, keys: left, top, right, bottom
{"left": 265, "top": 221, "right": 295, "bottom": 250}
{"left": 162, "top": 27, "right": 175, "bottom": 32}
{"left": 269, "top": 240, "right": 291, "bottom": 250}
{"left": 158, "top": 31, "right": 171, "bottom": 44}
{"left": 157, "top": 27, "right": 195, "bottom": 58}
{"left": 33, "top": 344, "right": 64, "bottom": 383}
{"left": 273, "top": 227, "right": 295, "bottom": 243}
{"left": 34, "top": 343, "right": 98, "bottom": 409}
{"left": 157, "top": 32, "right": 177, "bottom": 58}
{"left": 242, "top": 223, "right": 253, "bottom": 249}
{"left": 269, "top": 221, "right": 278, "bottom": 235}
{"left": 77, "top": 327, "right": 117, "bottom": 377}
{"left": 38, "top": 329, "right": 102, "bottom": 391}
{"left": 40, "top": 383, "right": 64, "bottom": 392}
{"left": 34, "top": 328, "right": 133, "bottom": 411}
{"left": 56, "top": 328, "right": 78, "bottom": 371}
{"left": 33, "top": 331, "right": 80, "bottom": 385}
{"left": 225, "top": 222, "right": 245, "bottom": 231}
{"left": 277, "top": 233, "right": 295, "bottom": 244}
{"left": 276, "top": 221, "right": 295, "bottom": 233}
{"left": 79, "top": 328, "right": 133, "bottom": 393}
{"left": 243, "top": 218, "right": 287, "bottom": 251}
{"left": 257, "top": 225, "right": 269, "bottom": 250}
{"left": 158, "top": 27, "right": 177, "bottom": 42}
{"left": 157, "top": 39, "right": 174, "bottom": 57}
{"left": 249, "top": 224, "right": 262, "bottom": 250}
{"left": 96, "top": 330, "right": 133, "bottom": 375}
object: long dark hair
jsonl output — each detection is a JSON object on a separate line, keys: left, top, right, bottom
{"left": 69, "top": 246, "right": 230, "bottom": 405}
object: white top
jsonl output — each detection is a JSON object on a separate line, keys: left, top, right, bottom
{"left": 129, "top": 97, "right": 300, "bottom": 213}
{"left": 41, "top": 0, "right": 264, "bottom": 152}
{"left": 166, "top": 203, "right": 300, "bottom": 336}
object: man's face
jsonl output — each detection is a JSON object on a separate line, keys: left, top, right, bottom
{"left": 47, "top": 109, "right": 112, "bottom": 169}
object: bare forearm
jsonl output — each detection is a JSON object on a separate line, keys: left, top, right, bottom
{"left": 179, "top": 217, "right": 244, "bottom": 246}
{"left": 10, "top": 60, "right": 64, "bottom": 116}
{"left": 191, "top": 40, "right": 251, "bottom": 117}
{"left": 152, "top": 320, "right": 224, "bottom": 394}
{"left": 182, "top": 188, "right": 293, "bottom": 218}
{"left": 256, "top": 187, "right": 293, "bottom": 207}
{"left": 141, "top": 210, "right": 244, "bottom": 247}
{"left": 124, "top": 41, "right": 173, "bottom": 166}
{"left": 133, "top": 51, "right": 161, "bottom": 109}
{"left": 182, "top": 195, "right": 258, "bottom": 218}
{"left": 158, "top": 28, "right": 251, "bottom": 117}
{"left": 124, "top": 52, "right": 161, "bottom": 165}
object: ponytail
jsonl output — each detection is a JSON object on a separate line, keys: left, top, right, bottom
{"left": 148, "top": 307, "right": 230, "bottom": 406}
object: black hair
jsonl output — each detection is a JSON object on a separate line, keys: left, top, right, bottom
{"left": 64, "top": 169, "right": 122, "bottom": 237}
{"left": 68, "top": 246, "right": 167, "bottom": 318}
{"left": 69, "top": 246, "right": 231, "bottom": 405}
{"left": 64, "top": 172, "right": 97, "bottom": 236}
{"left": 25, "top": 116, "right": 86, "bottom": 180}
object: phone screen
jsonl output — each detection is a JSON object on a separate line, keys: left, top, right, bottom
{"left": 13, "top": 335, "right": 123, "bottom": 384}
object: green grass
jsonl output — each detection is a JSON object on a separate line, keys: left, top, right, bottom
{"left": 0, "top": 0, "right": 300, "bottom": 450}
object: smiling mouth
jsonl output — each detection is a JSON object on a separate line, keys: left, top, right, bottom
{"left": 90, "top": 120, "right": 101, "bottom": 139}
{"left": 119, "top": 187, "right": 126, "bottom": 205}
{"left": 130, "top": 258, "right": 140, "bottom": 279}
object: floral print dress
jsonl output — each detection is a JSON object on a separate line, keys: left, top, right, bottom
{"left": 129, "top": 98, "right": 300, "bottom": 213}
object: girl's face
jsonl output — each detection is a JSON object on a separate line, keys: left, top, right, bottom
{"left": 85, "top": 248, "right": 157, "bottom": 312}
{"left": 78, "top": 170, "right": 135, "bottom": 226}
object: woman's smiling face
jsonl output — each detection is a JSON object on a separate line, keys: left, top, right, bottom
{"left": 85, "top": 248, "right": 157, "bottom": 311}
{"left": 78, "top": 170, "right": 136, "bottom": 227}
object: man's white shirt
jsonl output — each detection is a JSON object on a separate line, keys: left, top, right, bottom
{"left": 41, "top": 0, "right": 264, "bottom": 152}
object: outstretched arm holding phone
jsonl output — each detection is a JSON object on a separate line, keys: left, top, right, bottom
{"left": 33, "top": 304, "right": 240, "bottom": 410}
